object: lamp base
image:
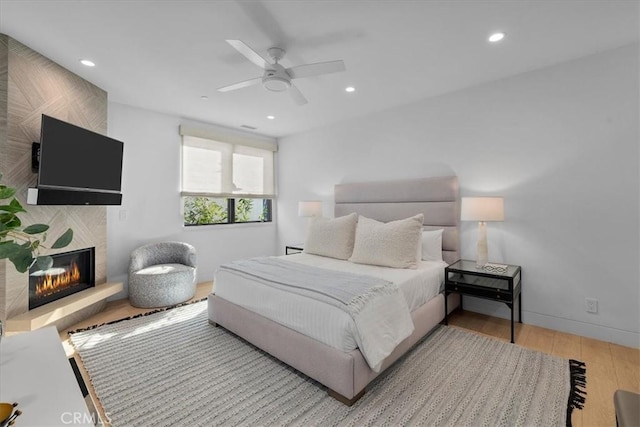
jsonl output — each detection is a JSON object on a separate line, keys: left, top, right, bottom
{"left": 476, "top": 221, "right": 488, "bottom": 268}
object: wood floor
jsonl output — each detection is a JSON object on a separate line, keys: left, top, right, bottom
{"left": 61, "top": 281, "right": 639, "bottom": 427}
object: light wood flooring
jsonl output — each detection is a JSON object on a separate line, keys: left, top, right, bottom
{"left": 61, "top": 281, "right": 639, "bottom": 427}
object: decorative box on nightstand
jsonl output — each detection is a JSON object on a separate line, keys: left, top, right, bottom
{"left": 444, "top": 259, "right": 522, "bottom": 343}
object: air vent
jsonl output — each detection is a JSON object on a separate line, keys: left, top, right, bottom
{"left": 240, "top": 124, "right": 257, "bottom": 130}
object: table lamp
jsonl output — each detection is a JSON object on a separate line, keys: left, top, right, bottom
{"left": 298, "top": 201, "right": 322, "bottom": 218}
{"left": 461, "top": 197, "right": 504, "bottom": 267}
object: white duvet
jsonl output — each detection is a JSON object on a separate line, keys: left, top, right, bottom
{"left": 214, "top": 253, "right": 446, "bottom": 354}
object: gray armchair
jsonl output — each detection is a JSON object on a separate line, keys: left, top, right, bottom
{"left": 128, "top": 241, "right": 197, "bottom": 308}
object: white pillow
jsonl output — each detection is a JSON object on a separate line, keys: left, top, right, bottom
{"left": 303, "top": 213, "right": 358, "bottom": 260}
{"left": 421, "top": 229, "right": 444, "bottom": 262}
{"left": 349, "top": 214, "right": 424, "bottom": 269}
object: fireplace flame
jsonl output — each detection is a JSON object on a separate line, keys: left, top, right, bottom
{"left": 35, "top": 260, "right": 82, "bottom": 298}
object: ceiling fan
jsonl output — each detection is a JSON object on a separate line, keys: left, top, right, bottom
{"left": 217, "top": 40, "right": 346, "bottom": 105}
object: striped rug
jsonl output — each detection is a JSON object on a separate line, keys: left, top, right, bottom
{"left": 70, "top": 301, "right": 585, "bottom": 427}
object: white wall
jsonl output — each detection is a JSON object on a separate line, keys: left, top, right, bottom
{"left": 277, "top": 44, "right": 639, "bottom": 347}
{"left": 106, "top": 104, "right": 278, "bottom": 298}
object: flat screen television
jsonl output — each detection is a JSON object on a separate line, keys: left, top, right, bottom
{"left": 37, "top": 115, "right": 124, "bottom": 193}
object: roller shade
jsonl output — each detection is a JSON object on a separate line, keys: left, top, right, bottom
{"left": 181, "top": 134, "right": 275, "bottom": 198}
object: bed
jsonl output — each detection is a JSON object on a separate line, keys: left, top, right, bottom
{"left": 208, "top": 176, "right": 461, "bottom": 405}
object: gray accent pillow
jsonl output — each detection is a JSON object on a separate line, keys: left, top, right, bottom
{"left": 303, "top": 213, "right": 358, "bottom": 260}
{"left": 350, "top": 214, "right": 424, "bottom": 269}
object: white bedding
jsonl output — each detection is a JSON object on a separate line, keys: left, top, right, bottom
{"left": 214, "top": 253, "right": 446, "bottom": 352}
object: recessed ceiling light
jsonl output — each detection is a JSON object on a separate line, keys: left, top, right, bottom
{"left": 345, "top": 86, "right": 355, "bottom": 93}
{"left": 201, "top": 95, "right": 209, "bottom": 100}
{"left": 488, "top": 32, "right": 506, "bottom": 43}
{"left": 80, "top": 59, "right": 95, "bottom": 67}
{"left": 267, "top": 115, "right": 275, "bottom": 120}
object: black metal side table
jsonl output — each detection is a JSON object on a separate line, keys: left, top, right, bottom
{"left": 285, "top": 244, "right": 304, "bottom": 255}
{"left": 444, "top": 259, "right": 522, "bottom": 343}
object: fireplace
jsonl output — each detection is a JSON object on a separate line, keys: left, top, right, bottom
{"left": 29, "top": 247, "right": 95, "bottom": 310}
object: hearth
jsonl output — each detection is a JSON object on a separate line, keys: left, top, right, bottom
{"left": 28, "top": 247, "right": 95, "bottom": 310}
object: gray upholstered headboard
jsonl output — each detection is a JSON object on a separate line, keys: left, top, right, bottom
{"left": 334, "top": 176, "right": 460, "bottom": 265}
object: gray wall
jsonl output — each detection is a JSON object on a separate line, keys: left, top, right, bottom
{"left": 276, "top": 44, "right": 639, "bottom": 347}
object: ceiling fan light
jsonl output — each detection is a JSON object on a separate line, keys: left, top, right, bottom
{"left": 488, "top": 32, "right": 506, "bottom": 43}
{"left": 263, "top": 76, "right": 291, "bottom": 92}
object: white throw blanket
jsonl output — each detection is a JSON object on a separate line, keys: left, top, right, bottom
{"left": 219, "top": 257, "right": 415, "bottom": 372}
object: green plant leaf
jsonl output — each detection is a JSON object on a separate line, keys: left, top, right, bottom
{"left": 36, "top": 255, "right": 53, "bottom": 271}
{"left": 9, "top": 198, "right": 25, "bottom": 211}
{"left": 0, "top": 186, "right": 16, "bottom": 200}
{"left": 23, "top": 223, "right": 50, "bottom": 234}
{"left": 51, "top": 228, "right": 73, "bottom": 248}
{"left": 3, "top": 216, "right": 21, "bottom": 228}
{"left": 8, "top": 246, "right": 34, "bottom": 273}
{"left": 0, "top": 242, "right": 22, "bottom": 259}
{"left": 0, "top": 204, "right": 26, "bottom": 214}
{"left": 0, "top": 174, "right": 74, "bottom": 272}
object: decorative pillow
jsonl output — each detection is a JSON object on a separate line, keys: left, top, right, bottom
{"left": 349, "top": 214, "right": 424, "bottom": 269}
{"left": 303, "top": 213, "right": 358, "bottom": 260}
{"left": 421, "top": 229, "right": 444, "bottom": 262}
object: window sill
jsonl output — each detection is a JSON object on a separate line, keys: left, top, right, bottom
{"left": 182, "top": 221, "right": 275, "bottom": 231}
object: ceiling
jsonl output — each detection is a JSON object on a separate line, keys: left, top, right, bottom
{"left": 0, "top": 1, "right": 637, "bottom": 138}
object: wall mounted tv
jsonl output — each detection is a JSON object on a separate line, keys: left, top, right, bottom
{"left": 27, "top": 115, "right": 124, "bottom": 205}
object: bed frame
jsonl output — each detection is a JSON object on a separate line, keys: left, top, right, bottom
{"left": 208, "top": 176, "right": 461, "bottom": 405}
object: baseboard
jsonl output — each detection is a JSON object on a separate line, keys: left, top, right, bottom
{"left": 462, "top": 297, "right": 639, "bottom": 348}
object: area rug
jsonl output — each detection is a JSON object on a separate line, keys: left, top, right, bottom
{"left": 69, "top": 301, "right": 586, "bottom": 427}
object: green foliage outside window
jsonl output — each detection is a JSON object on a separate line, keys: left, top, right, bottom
{"left": 260, "top": 201, "right": 269, "bottom": 222}
{"left": 234, "top": 198, "right": 253, "bottom": 222}
{"left": 183, "top": 197, "right": 227, "bottom": 225}
{"left": 183, "top": 197, "right": 268, "bottom": 225}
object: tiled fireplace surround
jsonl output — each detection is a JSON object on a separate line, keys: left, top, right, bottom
{"left": 0, "top": 34, "right": 117, "bottom": 330}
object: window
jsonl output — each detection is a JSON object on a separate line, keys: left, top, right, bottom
{"left": 180, "top": 125, "right": 276, "bottom": 226}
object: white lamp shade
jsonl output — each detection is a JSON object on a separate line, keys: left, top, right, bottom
{"left": 461, "top": 197, "right": 504, "bottom": 222}
{"left": 298, "top": 201, "right": 323, "bottom": 217}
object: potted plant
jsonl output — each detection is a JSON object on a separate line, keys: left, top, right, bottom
{"left": 0, "top": 173, "right": 73, "bottom": 273}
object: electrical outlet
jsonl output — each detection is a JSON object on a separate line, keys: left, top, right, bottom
{"left": 586, "top": 298, "right": 598, "bottom": 314}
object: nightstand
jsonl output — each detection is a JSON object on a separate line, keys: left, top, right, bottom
{"left": 285, "top": 244, "right": 304, "bottom": 255}
{"left": 444, "top": 259, "right": 522, "bottom": 343}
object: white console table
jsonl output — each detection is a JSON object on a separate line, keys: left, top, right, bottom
{"left": 0, "top": 327, "right": 94, "bottom": 426}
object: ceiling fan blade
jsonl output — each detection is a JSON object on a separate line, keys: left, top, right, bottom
{"left": 217, "top": 77, "right": 262, "bottom": 92}
{"left": 289, "top": 83, "right": 308, "bottom": 106}
{"left": 286, "top": 60, "right": 346, "bottom": 79}
{"left": 226, "top": 40, "right": 270, "bottom": 69}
